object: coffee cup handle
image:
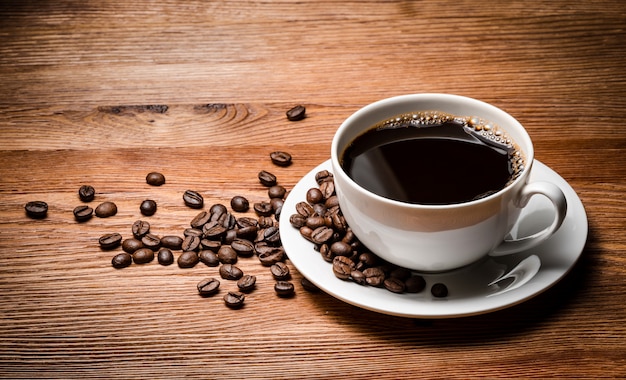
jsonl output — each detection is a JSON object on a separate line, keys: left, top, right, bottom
{"left": 490, "top": 181, "right": 567, "bottom": 256}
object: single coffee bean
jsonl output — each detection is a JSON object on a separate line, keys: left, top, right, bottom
{"left": 268, "top": 185, "right": 287, "bottom": 199}
{"left": 330, "top": 241, "right": 352, "bottom": 257}
{"left": 223, "top": 291, "right": 245, "bottom": 309}
{"left": 319, "top": 181, "right": 335, "bottom": 200}
{"left": 300, "top": 277, "right": 319, "bottom": 292}
{"left": 257, "top": 216, "right": 274, "bottom": 228}
{"left": 209, "top": 203, "right": 228, "bottom": 220}
{"left": 132, "top": 220, "right": 150, "bottom": 238}
{"left": 306, "top": 188, "right": 324, "bottom": 204}
{"left": 146, "top": 172, "right": 166, "bottom": 186}
{"left": 25, "top": 201, "right": 48, "bottom": 219}
{"left": 314, "top": 170, "right": 333, "bottom": 184}
{"left": 431, "top": 283, "right": 449, "bottom": 298}
{"left": 181, "top": 235, "right": 201, "bottom": 252}
{"left": 184, "top": 227, "right": 203, "bottom": 238}
{"left": 351, "top": 270, "right": 367, "bottom": 285}
{"left": 95, "top": 201, "right": 117, "bottom": 218}
{"left": 405, "top": 275, "right": 426, "bottom": 293}
{"left": 324, "top": 195, "right": 339, "bottom": 209}
{"left": 160, "top": 235, "right": 183, "bottom": 250}
{"left": 295, "top": 201, "right": 314, "bottom": 217}
{"left": 202, "top": 221, "right": 227, "bottom": 240}
{"left": 384, "top": 277, "right": 406, "bottom": 293}
{"left": 200, "top": 239, "right": 221, "bottom": 252}
{"left": 140, "top": 199, "right": 157, "bottom": 216}
{"left": 219, "top": 264, "right": 243, "bottom": 280}
{"left": 237, "top": 274, "right": 257, "bottom": 292}
{"left": 236, "top": 225, "right": 258, "bottom": 240}
{"left": 157, "top": 248, "right": 174, "bottom": 265}
{"left": 190, "top": 210, "right": 211, "bottom": 228}
{"left": 262, "top": 226, "right": 281, "bottom": 246}
{"left": 274, "top": 281, "right": 295, "bottom": 297}
{"left": 197, "top": 277, "right": 220, "bottom": 296}
{"left": 183, "top": 190, "right": 204, "bottom": 209}
{"left": 224, "top": 230, "right": 237, "bottom": 246}
{"left": 177, "top": 251, "right": 199, "bottom": 268}
{"left": 269, "top": 198, "right": 284, "bottom": 212}
{"left": 270, "top": 151, "right": 292, "bottom": 167}
{"left": 289, "top": 214, "right": 307, "bottom": 228}
{"left": 363, "top": 267, "right": 386, "bottom": 287}
{"left": 122, "top": 238, "right": 143, "bottom": 253}
{"left": 112, "top": 252, "right": 132, "bottom": 268}
{"left": 199, "top": 250, "right": 220, "bottom": 267}
{"left": 253, "top": 201, "right": 273, "bottom": 217}
{"left": 270, "top": 262, "right": 291, "bottom": 280}
{"left": 258, "top": 170, "right": 277, "bottom": 187}
{"left": 310, "top": 226, "right": 334, "bottom": 245}
{"left": 230, "top": 196, "right": 249, "bottom": 212}
{"left": 231, "top": 238, "right": 255, "bottom": 257}
{"left": 99, "top": 232, "right": 122, "bottom": 250}
{"left": 141, "top": 233, "right": 161, "bottom": 250}
{"left": 286, "top": 105, "right": 306, "bottom": 121}
{"left": 132, "top": 248, "right": 155, "bottom": 264}
{"left": 73, "top": 205, "right": 93, "bottom": 222}
{"left": 332, "top": 256, "right": 355, "bottom": 280}
{"left": 78, "top": 185, "right": 95, "bottom": 202}
{"left": 217, "top": 246, "right": 238, "bottom": 264}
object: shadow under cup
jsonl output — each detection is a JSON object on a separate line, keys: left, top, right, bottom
{"left": 330, "top": 94, "right": 543, "bottom": 272}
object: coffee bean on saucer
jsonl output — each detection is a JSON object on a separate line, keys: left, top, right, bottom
{"left": 73, "top": 205, "right": 93, "bottom": 222}
{"left": 25, "top": 201, "right": 48, "bottom": 219}
{"left": 405, "top": 275, "right": 426, "bottom": 293}
{"left": 140, "top": 199, "right": 157, "bottom": 216}
{"left": 270, "top": 151, "right": 292, "bottom": 166}
{"left": 146, "top": 172, "right": 166, "bottom": 186}
{"left": 431, "top": 283, "right": 448, "bottom": 298}
{"left": 384, "top": 277, "right": 406, "bottom": 293}
{"left": 286, "top": 105, "right": 306, "bottom": 121}
{"left": 78, "top": 185, "right": 95, "bottom": 202}
{"left": 95, "top": 201, "right": 117, "bottom": 218}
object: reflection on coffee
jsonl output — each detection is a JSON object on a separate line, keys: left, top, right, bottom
{"left": 341, "top": 111, "right": 525, "bottom": 205}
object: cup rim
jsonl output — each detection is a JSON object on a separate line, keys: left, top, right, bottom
{"left": 330, "top": 93, "right": 534, "bottom": 210}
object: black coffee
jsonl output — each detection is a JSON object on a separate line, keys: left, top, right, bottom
{"left": 341, "top": 111, "right": 524, "bottom": 205}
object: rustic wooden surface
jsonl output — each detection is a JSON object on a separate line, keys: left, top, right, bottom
{"left": 1, "top": 1, "right": 625, "bottom": 378}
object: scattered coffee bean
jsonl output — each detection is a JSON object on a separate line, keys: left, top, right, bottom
{"left": 237, "top": 274, "right": 257, "bottom": 292}
{"left": 112, "top": 252, "right": 132, "bottom": 268}
{"left": 178, "top": 251, "right": 199, "bottom": 268}
{"left": 73, "top": 205, "right": 93, "bottom": 222}
{"left": 132, "top": 220, "right": 150, "bottom": 239}
{"left": 95, "top": 201, "right": 117, "bottom": 218}
{"left": 122, "top": 238, "right": 144, "bottom": 253}
{"left": 200, "top": 239, "right": 221, "bottom": 252}
{"left": 141, "top": 233, "right": 161, "bottom": 250}
{"left": 132, "top": 248, "right": 155, "bottom": 264}
{"left": 405, "top": 275, "right": 426, "bottom": 293}
{"left": 78, "top": 185, "right": 95, "bottom": 202}
{"left": 146, "top": 172, "right": 166, "bottom": 186}
{"left": 256, "top": 246, "right": 284, "bottom": 266}
{"left": 181, "top": 235, "right": 201, "bottom": 252}
{"left": 286, "top": 105, "right": 306, "bottom": 121}
{"left": 25, "top": 201, "right": 48, "bottom": 219}
{"left": 274, "top": 281, "right": 295, "bottom": 297}
{"left": 431, "top": 283, "right": 449, "bottom": 298}
{"left": 219, "top": 264, "right": 243, "bottom": 280}
{"left": 223, "top": 291, "right": 245, "bottom": 309}
{"left": 270, "top": 151, "right": 292, "bottom": 166}
{"left": 190, "top": 210, "right": 211, "bottom": 228}
{"left": 230, "top": 196, "right": 249, "bottom": 212}
{"left": 160, "top": 235, "right": 183, "bottom": 250}
{"left": 140, "top": 199, "right": 157, "bottom": 216}
{"left": 157, "top": 248, "right": 174, "bottom": 266}
{"left": 99, "top": 232, "right": 122, "bottom": 250}
{"left": 197, "top": 277, "right": 220, "bottom": 296}
{"left": 199, "top": 250, "right": 220, "bottom": 267}
{"left": 217, "top": 246, "right": 238, "bottom": 264}
{"left": 183, "top": 190, "right": 204, "bottom": 209}
{"left": 270, "top": 262, "right": 291, "bottom": 280}
{"left": 231, "top": 238, "right": 255, "bottom": 257}
{"left": 268, "top": 185, "right": 287, "bottom": 200}
{"left": 253, "top": 201, "right": 273, "bottom": 217}
{"left": 332, "top": 256, "right": 355, "bottom": 280}
{"left": 258, "top": 170, "right": 277, "bottom": 187}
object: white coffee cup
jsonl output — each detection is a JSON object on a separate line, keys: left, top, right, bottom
{"left": 330, "top": 94, "right": 567, "bottom": 272}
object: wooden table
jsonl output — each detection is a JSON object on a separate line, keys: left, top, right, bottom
{"left": 1, "top": 1, "right": 625, "bottom": 378}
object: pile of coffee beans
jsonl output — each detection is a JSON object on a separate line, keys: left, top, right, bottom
{"left": 289, "top": 169, "right": 448, "bottom": 298}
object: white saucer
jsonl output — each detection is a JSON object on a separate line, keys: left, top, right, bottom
{"left": 279, "top": 160, "right": 588, "bottom": 318}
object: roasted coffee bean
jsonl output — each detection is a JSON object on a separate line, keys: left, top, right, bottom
{"left": 237, "top": 275, "right": 257, "bottom": 292}
{"left": 157, "top": 248, "right": 174, "bottom": 266}
{"left": 263, "top": 226, "right": 281, "bottom": 246}
{"left": 405, "top": 275, "right": 426, "bottom": 293}
{"left": 202, "top": 221, "right": 227, "bottom": 240}
{"left": 330, "top": 241, "right": 352, "bottom": 257}
{"left": 300, "top": 277, "right": 319, "bottom": 292}
{"left": 219, "top": 212, "right": 237, "bottom": 229}
{"left": 231, "top": 238, "right": 255, "bottom": 257}
{"left": 184, "top": 228, "right": 203, "bottom": 237}
{"left": 99, "top": 232, "right": 122, "bottom": 250}
{"left": 384, "top": 277, "right": 406, "bottom": 293}
{"left": 315, "top": 170, "right": 333, "bottom": 184}
{"left": 237, "top": 217, "right": 258, "bottom": 228}
{"left": 219, "top": 264, "right": 243, "bottom": 280}
{"left": 200, "top": 239, "right": 221, "bottom": 252}
{"left": 236, "top": 225, "right": 258, "bottom": 240}
{"left": 190, "top": 211, "right": 211, "bottom": 228}
{"left": 270, "top": 262, "right": 291, "bottom": 280}
{"left": 141, "top": 233, "right": 161, "bottom": 250}
{"left": 217, "top": 246, "right": 238, "bottom": 264}
{"left": 306, "top": 188, "right": 324, "bottom": 204}
{"left": 78, "top": 185, "right": 96, "bottom": 202}
{"left": 132, "top": 220, "right": 150, "bottom": 239}
{"left": 257, "top": 216, "right": 274, "bottom": 228}
{"left": 146, "top": 172, "right": 166, "bottom": 186}
{"left": 178, "top": 251, "right": 199, "bottom": 268}
{"left": 358, "top": 252, "right": 378, "bottom": 267}
{"left": 139, "top": 199, "right": 157, "bottom": 216}
{"left": 256, "top": 246, "right": 285, "bottom": 266}
{"left": 197, "top": 277, "right": 220, "bottom": 296}
{"left": 312, "top": 203, "right": 326, "bottom": 217}
{"left": 431, "top": 283, "right": 448, "bottom": 298}
{"left": 325, "top": 195, "right": 339, "bottom": 209}
{"left": 24, "top": 201, "right": 48, "bottom": 219}
{"left": 112, "top": 252, "right": 132, "bottom": 268}
{"left": 310, "top": 226, "right": 334, "bottom": 244}
{"left": 270, "top": 151, "right": 292, "bottom": 166}
{"left": 132, "top": 248, "right": 155, "bottom": 264}
{"left": 363, "top": 267, "right": 385, "bottom": 287}
{"left": 181, "top": 235, "right": 201, "bottom": 252}
{"left": 299, "top": 226, "right": 314, "bottom": 242}
{"left": 223, "top": 291, "right": 245, "bottom": 309}
{"left": 351, "top": 270, "right": 367, "bottom": 285}
{"left": 122, "top": 238, "right": 144, "bottom": 254}
{"left": 230, "top": 196, "right": 249, "bottom": 212}
{"left": 253, "top": 201, "right": 273, "bottom": 217}
{"left": 390, "top": 267, "right": 412, "bottom": 281}
{"left": 268, "top": 185, "right": 287, "bottom": 199}
{"left": 95, "top": 201, "right": 117, "bottom": 218}
{"left": 319, "top": 181, "right": 335, "bottom": 200}
{"left": 73, "top": 205, "right": 93, "bottom": 222}
{"left": 319, "top": 243, "right": 334, "bottom": 262}
{"left": 332, "top": 256, "right": 355, "bottom": 280}
{"left": 199, "top": 250, "right": 220, "bottom": 267}
{"left": 274, "top": 281, "right": 295, "bottom": 297}
{"left": 289, "top": 214, "right": 307, "bottom": 228}
{"left": 160, "top": 235, "right": 183, "bottom": 250}
{"left": 270, "top": 197, "right": 284, "bottom": 211}
{"left": 258, "top": 170, "right": 277, "bottom": 187}
{"left": 330, "top": 213, "right": 347, "bottom": 233}
{"left": 183, "top": 190, "right": 204, "bottom": 209}
{"left": 295, "top": 201, "right": 314, "bottom": 217}
{"left": 286, "top": 105, "right": 306, "bottom": 121}
{"left": 209, "top": 203, "right": 228, "bottom": 220}
{"left": 223, "top": 229, "right": 236, "bottom": 245}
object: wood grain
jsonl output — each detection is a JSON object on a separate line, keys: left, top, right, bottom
{"left": 1, "top": 0, "right": 625, "bottom": 378}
